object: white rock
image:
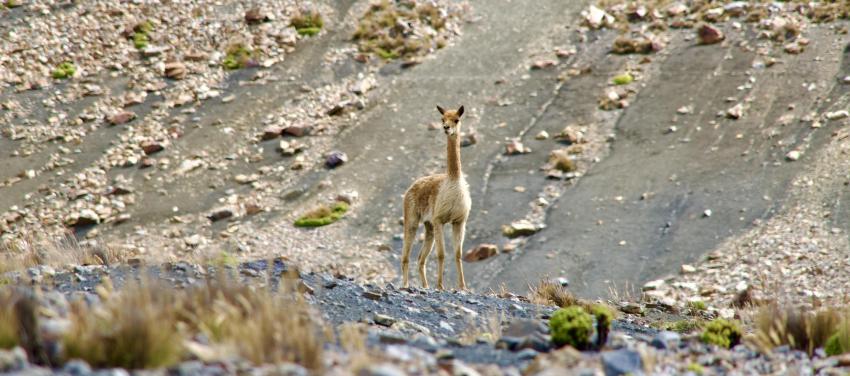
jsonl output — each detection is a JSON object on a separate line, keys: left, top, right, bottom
{"left": 642, "top": 279, "right": 665, "bottom": 291}
{"left": 785, "top": 150, "right": 801, "bottom": 161}
{"left": 825, "top": 110, "right": 849, "bottom": 120}
{"left": 680, "top": 264, "right": 697, "bottom": 274}
{"left": 535, "top": 130, "right": 549, "bottom": 140}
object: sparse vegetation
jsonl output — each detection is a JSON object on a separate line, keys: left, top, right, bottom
{"left": 352, "top": 0, "right": 459, "bottom": 60}
{"left": 550, "top": 306, "right": 594, "bottom": 350}
{"left": 294, "top": 201, "right": 349, "bottom": 227}
{"left": 655, "top": 319, "right": 704, "bottom": 334}
{"left": 529, "top": 279, "right": 578, "bottom": 308}
{"left": 753, "top": 304, "right": 843, "bottom": 355}
{"left": 63, "top": 280, "right": 183, "bottom": 369}
{"left": 701, "top": 319, "right": 742, "bottom": 349}
{"left": 291, "top": 9, "right": 323, "bottom": 36}
{"left": 51, "top": 62, "right": 76, "bottom": 79}
{"left": 0, "top": 233, "right": 114, "bottom": 274}
{"left": 222, "top": 43, "right": 254, "bottom": 70}
{"left": 688, "top": 300, "right": 707, "bottom": 311}
{"left": 686, "top": 363, "right": 704, "bottom": 375}
{"left": 0, "top": 289, "right": 20, "bottom": 350}
{"left": 60, "top": 276, "right": 325, "bottom": 370}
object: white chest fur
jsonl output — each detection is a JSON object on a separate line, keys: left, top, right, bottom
{"left": 432, "top": 179, "right": 471, "bottom": 224}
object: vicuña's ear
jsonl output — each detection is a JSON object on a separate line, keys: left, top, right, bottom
{"left": 457, "top": 105, "right": 464, "bottom": 117}
{"left": 436, "top": 105, "right": 446, "bottom": 115}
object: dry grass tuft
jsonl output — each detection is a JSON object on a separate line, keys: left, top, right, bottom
{"left": 752, "top": 303, "right": 843, "bottom": 355}
{"left": 338, "top": 322, "right": 368, "bottom": 354}
{"left": 0, "top": 232, "right": 115, "bottom": 274}
{"left": 63, "top": 280, "right": 184, "bottom": 369}
{"left": 529, "top": 279, "right": 579, "bottom": 308}
{"left": 62, "top": 275, "right": 326, "bottom": 370}
{"left": 0, "top": 289, "right": 21, "bottom": 350}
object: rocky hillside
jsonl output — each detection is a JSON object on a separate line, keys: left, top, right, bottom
{"left": 4, "top": 0, "right": 850, "bottom": 374}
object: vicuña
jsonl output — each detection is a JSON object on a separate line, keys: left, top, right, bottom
{"left": 400, "top": 105, "right": 470, "bottom": 290}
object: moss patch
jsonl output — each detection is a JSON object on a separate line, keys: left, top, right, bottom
{"left": 52, "top": 62, "right": 76, "bottom": 79}
{"left": 550, "top": 306, "right": 594, "bottom": 350}
{"left": 612, "top": 72, "right": 634, "bottom": 85}
{"left": 825, "top": 322, "right": 850, "bottom": 356}
{"left": 353, "top": 0, "right": 457, "bottom": 60}
{"left": 133, "top": 32, "right": 149, "bottom": 49}
{"left": 291, "top": 10, "right": 323, "bottom": 36}
{"left": 222, "top": 43, "right": 254, "bottom": 70}
{"left": 131, "top": 20, "right": 154, "bottom": 50}
{"left": 657, "top": 318, "right": 704, "bottom": 334}
{"left": 700, "top": 319, "right": 742, "bottom": 349}
{"left": 688, "top": 300, "right": 707, "bottom": 311}
{"left": 294, "top": 201, "right": 349, "bottom": 227}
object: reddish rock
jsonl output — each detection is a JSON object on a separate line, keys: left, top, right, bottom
{"left": 283, "top": 124, "right": 311, "bottom": 137}
{"left": 697, "top": 24, "right": 725, "bottom": 45}
{"left": 141, "top": 141, "right": 164, "bottom": 155}
{"left": 108, "top": 111, "right": 136, "bottom": 125}
{"left": 463, "top": 244, "right": 499, "bottom": 262}
{"left": 261, "top": 126, "right": 283, "bottom": 140}
{"left": 531, "top": 59, "right": 557, "bottom": 70}
{"left": 245, "top": 203, "right": 263, "bottom": 216}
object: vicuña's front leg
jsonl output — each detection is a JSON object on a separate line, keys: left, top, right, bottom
{"left": 452, "top": 221, "right": 467, "bottom": 290}
{"left": 433, "top": 223, "right": 446, "bottom": 290}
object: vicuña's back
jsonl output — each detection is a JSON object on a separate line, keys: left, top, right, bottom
{"left": 401, "top": 105, "right": 470, "bottom": 290}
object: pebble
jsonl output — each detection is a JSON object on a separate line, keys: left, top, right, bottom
{"left": 463, "top": 244, "right": 499, "bottom": 262}
{"left": 697, "top": 24, "right": 725, "bottom": 45}
{"left": 325, "top": 151, "right": 348, "bottom": 168}
{"left": 535, "top": 131, "right": 550, "bottom": 140}
{"left": 785, "top": 150, "right": 801, "bottom": 161}
{"left": 601, "top": 349, "right": 643, "bottom": 376}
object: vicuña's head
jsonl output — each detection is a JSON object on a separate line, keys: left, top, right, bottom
{"left": 437, "top": 105, "right": 464, "bottom": 136}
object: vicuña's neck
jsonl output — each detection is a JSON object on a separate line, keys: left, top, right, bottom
{"left": 447, "top": 134, "right": 462, "bottom": 180}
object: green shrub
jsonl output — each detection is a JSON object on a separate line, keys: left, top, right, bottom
{"left": 825, "top": 323, "right": 850, "bottom": 356}
{"left": 294, "top": 202, "right": 348, "bottom": 227}
{"left": 550, "top": 306, "right": 594, "bottom": 350}
{"left": 591, "top": 304, "right": 614, "bottom": 348}
{"left": 686, "top": 363, "right": 704, "bottom": 375}
{"left": 701, "top": 319, "right": 742, "bottom": 349}
{"left": 52, "top": 62, "right": 76, "bottom": 79}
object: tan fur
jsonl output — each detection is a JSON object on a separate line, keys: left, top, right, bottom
{"left": 401, "top": 106, "right": 470, "bottom": 290}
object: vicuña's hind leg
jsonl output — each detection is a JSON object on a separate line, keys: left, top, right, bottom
{"left": 452, "top": 221, "right": 467, "bottom": 290}
{"left": 417, "top": 221, "right": 435, "bottom": 288}
{"left": 433, "top": 222, "right": 447, "bottom": 290}
{"left": 401, "top": 214, "right": 419, "bottom": 289}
